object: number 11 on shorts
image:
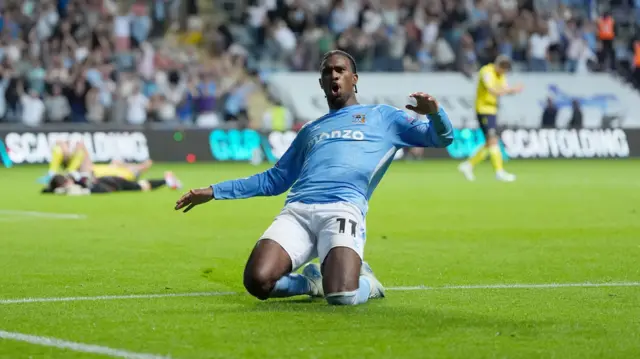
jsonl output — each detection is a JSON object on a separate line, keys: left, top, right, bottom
{"left": 336, "top": 218, "right": 357, "bottom": 237}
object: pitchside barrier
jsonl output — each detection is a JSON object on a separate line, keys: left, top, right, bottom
{"left": 0, "top": 126, "right": 638, "bottom": 168}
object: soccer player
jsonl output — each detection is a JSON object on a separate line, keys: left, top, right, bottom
{"left": 39, "top": 140, "right": 154, "bottom": 184}
{"left": 43, "top": 171, "right": 181, "bottom": 195}
{"left": 174, "top": 50, "right": 454, "bottom": 306}
{"left": 458, "top": 55, "right": 523, "bottom": 182}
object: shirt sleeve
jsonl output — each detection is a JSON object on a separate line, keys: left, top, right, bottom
{"left": 381, "top": 105, "right": 454, "bottom": 148}
{"left": 480, "top": 67, "right": 495, "bottom": 89}
{"left": 211, "top": 130, "right": 306, "bottom": 199}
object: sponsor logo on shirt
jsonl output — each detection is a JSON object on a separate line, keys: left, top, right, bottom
{"left": 308, "top": 130, "right": 365, "bottom": 148}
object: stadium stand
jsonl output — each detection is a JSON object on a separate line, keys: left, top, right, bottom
{"left": 0, "top": 0, "right": 639, "bottom": 128}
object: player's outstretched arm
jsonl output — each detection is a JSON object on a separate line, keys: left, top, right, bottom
{"left": 492, "top": 84, "right": 523, "bottom": 96}
{"left": 481, "top": 72, "right": 523, "bottom": 97}
{"left": 174, "top": 132, "right": 306, "bottom": 213}
{"left": 386, "top": 93, "right": 454, "bottom": 148}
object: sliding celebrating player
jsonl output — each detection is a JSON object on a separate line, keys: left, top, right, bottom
{"left": 458, "top": 55, "right": 523, "bottom": 182}
{"left": 175, "top": 50, "right": 454, "bottom": 306}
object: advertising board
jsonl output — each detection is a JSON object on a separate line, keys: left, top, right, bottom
{"left": 0, "top": 130, "right": 150, "bottom": 165}
{"left": 0, "top": 126, "right": 637, "bottom": 169}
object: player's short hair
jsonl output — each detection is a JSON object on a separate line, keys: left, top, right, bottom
{"left": 320, "top": 50, "right": 358, "bottom": 93}
{"left": 50, "top": 175, "right": 67, "bottom": 190}
{"left": 41, "top": 174, "right": 67, "bottom": 193}
{"left": 494, "top": 55, "right": 512, "bottom": 70}
{"left": 320, "top": 50, "right": 358, "bottom": 74}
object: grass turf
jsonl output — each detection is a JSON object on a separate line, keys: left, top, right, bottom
{"left": 0, "top": 160, "right": 639, "bottom": 359}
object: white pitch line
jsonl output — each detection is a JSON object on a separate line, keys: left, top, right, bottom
{"left": 386, "top": 281, "right": 640, "bottom": 291}
{"left": 0, "top": 210, "right": 86, "bottom": 220}
{"left": 1, "top": 282, "right": 638, "bottom": 305}
{"left": 0, "top": 291, "right": 237, "bottom": 304}
{"left": 0, "top": 330, "right": 171, "bottom": 359}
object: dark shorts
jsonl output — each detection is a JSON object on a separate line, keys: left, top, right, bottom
{"left": 91, "top": 176, "right": 141, "bottom": 193}
{"left": 477, "top": 113, "right": 498, "bottom": 138}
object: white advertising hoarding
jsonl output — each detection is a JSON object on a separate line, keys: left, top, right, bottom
{"left": 266, "top": 72, "right": 640, "bottom": 129}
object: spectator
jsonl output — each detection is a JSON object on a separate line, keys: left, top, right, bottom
{"left": 528, "top": 22, "right": 551, "bottom": 71}
{"left": 131, "top": 4, "right": 152, "bottom": 48}
{"left": 433, "top": 33, "right": 456, "bottom": 71}
{"left": 126, "top": 83, "right": 149, "bottom": 125}
{"left": 632, "top": 36, "right": 640, "bottom": 86}
{"left": 192, "top": 71, "right": 220, "bottom": 127}
{"left": 65, "top": 78, "right": 89, "bottom": 123}
{"left": 226, "top": 70, "right": 262, "bottom": 127}
{"left": 86, "top": 87, "right": 105, "bottom": 123}
{"left": 5, "top": 72, "right": 23, "bottom": 122}
{"left": 45, "top": 84, "right": 71, "bottom": 122}
{"left": 0, "top": 67, "right": 12, "bottom": 119}
{"left": 154, "top": 94, "right": 177, "bottom": 122}
{"left": 569, "top": 99, "right": 583, "bottom": 128}
{"left": 262, "top": 99, "right": 293, "bottom": 132}
{"left": 541, "top": 97, "right": 557, "bottom": 128}
{"left": 27, "top": 57, "right": 46, "bottom": 95}
{"left": 20, "top": 87, "right": 45, "bottom": 127}
{"left": 158, "top": 70, "right": 186, "bottom": 116}
{"left": 596, "top": 11, "right": 616, "bottom": 71}
{"left": 46, "top": 55, "right": 71, "bottom": 84}
{"left": 34, "top": 1, "right": 59, "bottom": 42}
{"left": 457, "top": 32, "right": 478, "bottom": 76}
{"left": 329, "top": 0, "right": 359, "bottom": 34}
{"left": 271, "top": 18, "right": 298, "bottom": 62}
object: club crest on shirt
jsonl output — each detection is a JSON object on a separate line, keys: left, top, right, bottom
{"left": 352, "top": 114, "right": 366, "bottom": 124}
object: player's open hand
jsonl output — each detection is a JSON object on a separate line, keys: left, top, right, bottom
{"left": 175, "top": 187, "right": 214, "bottom": 213}
{"left": 406, "top": 92, "right": 439, "bottom": 115}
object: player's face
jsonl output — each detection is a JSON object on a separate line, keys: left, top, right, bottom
{"left": 319, "top": 55, "right": 358, "bottom": 108}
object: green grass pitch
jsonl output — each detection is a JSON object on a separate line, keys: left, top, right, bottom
{"left": 0, "top": 159, "right": 639, "bottom": 359}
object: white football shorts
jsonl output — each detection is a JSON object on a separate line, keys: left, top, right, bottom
{"left": 259, "top": 202, "right": 366, "bottom": 271}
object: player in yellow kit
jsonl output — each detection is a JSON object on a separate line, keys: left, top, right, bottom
{"left": 40, "top": 140, "right": 155, "bottom": 184}
{"left": 458, "top": 55, "right": 523, "bottom": 182}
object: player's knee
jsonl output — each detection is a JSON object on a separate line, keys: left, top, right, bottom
{"left": 325, "top": 291, "right": 359, "bottom": 306}
{"left": 53, "top": 142, "right": 68, "bottom": 156}
{"left": 243, "top": 269, "right": 275, "bottom": 300}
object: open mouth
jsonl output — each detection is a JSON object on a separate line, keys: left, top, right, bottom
{"left": 331, "top": 83, "right": 340, "bottom": 96}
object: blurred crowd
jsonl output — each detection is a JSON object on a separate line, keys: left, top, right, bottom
{"left": 1, "top": 0, "right": 640, "bottom": 128}
{"left": 241, "top": 0, "right": 611, "bottom": 75}
{"left": 0, "top": 0, "right": 262, "bottom": 128}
